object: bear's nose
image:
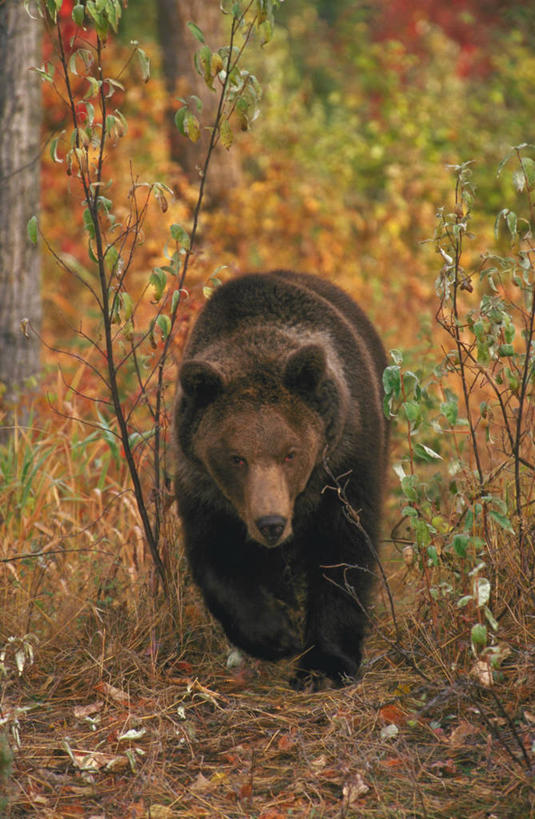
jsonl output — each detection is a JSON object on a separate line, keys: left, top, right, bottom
{"left": 256, "top": 515, "right": 287, "bottom": 545}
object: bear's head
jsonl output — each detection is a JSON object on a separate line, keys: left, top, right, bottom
{"left": 178, "top": 344, "right": 343, "bottom": 548}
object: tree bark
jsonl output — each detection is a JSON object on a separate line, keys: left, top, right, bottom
{"left": 155, "top": 0, "right": 241, "bottom": 202}
{"left": 0, "top": 0, "right": 42, "bottom": 436}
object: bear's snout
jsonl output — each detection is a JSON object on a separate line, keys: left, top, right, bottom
{"left": 245, "top": 463, "right": 292, "bottom": 546}
{"left": 255, "top": 515, "right": 287, "bottom": 546}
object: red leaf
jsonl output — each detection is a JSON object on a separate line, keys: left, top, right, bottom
{"left": 378, "top": 704, "right": 407, "bottom": 726}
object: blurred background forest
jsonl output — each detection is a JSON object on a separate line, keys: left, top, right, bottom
{"left": 40, "top": 0, "right": 535, "bottom": 352}
{"left": 2, "top": 0, "right": 535, "bottom": 815}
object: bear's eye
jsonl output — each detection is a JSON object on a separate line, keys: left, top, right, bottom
{"left": 231, "top": 455, "right": 246, "bottom": 467}
{"left": 284, "top": 451, "right": 297, "bottom": 463}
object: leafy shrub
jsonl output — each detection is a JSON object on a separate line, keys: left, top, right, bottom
{"left": 384, "top": 149, "right": 535, "bottom": 679}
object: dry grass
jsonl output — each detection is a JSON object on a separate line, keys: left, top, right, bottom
{"left": 4, "top": 278, "right": 528, "bottom": 806}
{"left": 1, "top": 368, "right": 535, "bottom": 818}
{"left": 3, "top": 622, "right": 535, "bottom": 818}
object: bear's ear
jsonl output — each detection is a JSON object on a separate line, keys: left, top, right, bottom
{"left": 180, "top": 360, "right": 224, "bottom": 405}
{"left": 283, "top": 344, "right": 326, "bottom": 394}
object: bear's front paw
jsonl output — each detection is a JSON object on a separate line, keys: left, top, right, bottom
{"left": 240, "top": 598, "right": 300, "bottom": 661}
{"left": 292, "top": 645, "right": 361, "bottom": 689}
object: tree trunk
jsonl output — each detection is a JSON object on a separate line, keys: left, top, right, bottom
{"left": 0, "top": 1, "right": 42, "bottom": 437}
{"left": 155, "top": 0, "right": 241, "bottom": 202}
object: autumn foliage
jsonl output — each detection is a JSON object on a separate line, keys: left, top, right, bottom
{"left": 2, "top": 1, "right": 535, "bottom": 816}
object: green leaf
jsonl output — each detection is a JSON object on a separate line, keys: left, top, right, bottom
{"left": 401, "top": 505, "right": 417, "bottom": 518}
{"left": 494, "top": 208, "right": 508, "bottom": 240}
{"left": 105, "top": 0, "right": 121, "bottom": 33}
{"left": 258, "top": 19, "right": 273, "bottom": 44}
{"left": 506, "top": 209, "right": 518, "bottom": 239}
{"left": 135, "top": 47, "right": 150, "bottom": 82}
{"left": 83, "top": 76, "right": 101, "bottom": 100}
{"left": 402, "top": 370, "right": 420, "bottom": 399}
{"left": 392, "top": 462, "right": 406, "bottom": 481}
{"left": 452, "top": 534, "right": 469, "bottom": 558}
{"left": 489, "top": 510, "right": 514, "bottom": 533}
{"left": 170, "top": 224, "right": 191, "bottom": 249}
{"left": 72, "top": 3, "right": 85, "bottom": 25}
{"left": 187, "top": 21, "right": 205, "bottom": 43}
{"left": 496, "top": 149, "right": 514, "bottom": 177}
{"left": 174, "top": 107, "right": 187, "bottom": 135}
{"left": 105, "top": 245, "right": 119, "bottom": 273}
{"left": 220, "top": 119, "right": 233, "bottom": 150}
{"left": 427, "top": 545, "right": 439, "bottom": 567}
{"left": 401, "top": 475, "right": 419, "bottom": 502}
{"left": 520, "top": 156, "right": 535, "bottom": 189}
{"left": 414, "top": 518, "right": 431, "bottom": 548}
{"left": 184, "top": 110, "right": 200, "bottom": 142}
{"left": 27, "top": 215, "right": 38, "bottom": 245}
{"left": 121, "top": 292, "right": 133, "bottom": 320}
{"left": 171, "top": 289, "right": 182, "bottom": 315}
{"left": 45, "top": 0, "right": 62, "bottom": 23}
{"left": 402, "top": 400, "right": 421, "bottom": 425}
{"left": 413, "top": 443, "right": 442, "bottom": 463}
{"left": 471, "top": 623, "right": 487, "bottom": 648}
{"left": 31, "top": 64, "right": 55, "bottom": 84}
{"left": 83, "top": 208, "right": 96, "bottom": 239}
{"left": 440, "top": 398, "right": 458, "bottom": 426}
{"left": 103, "top": 77, "right": 125, "bottom": 99}
{"left": 50, "top": 136, "right": 63, "bottom": 163}
{"left": 382, "top": 365, "right": 401, "bottom": 398}
{"left": 484, "top": 606, "right": 498, "bottom": 631}
{"left": 150, "top": 268, "right": 167, "bottom": 301}
{"left": 513, "top": 169, "right": 525, "bottom": 193}
{"left": 156, "top": 314, "right": 171, "bottom": 340}
{"left": 473, "top": 577, "right": 491, "bottom": 607}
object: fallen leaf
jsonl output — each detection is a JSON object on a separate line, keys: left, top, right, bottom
{"left": 74, "top": 701, "right": 104, "bottom": 719}
{"left": 318, "top": 767, "right": 342, "bottom": 781}
{"left": 118, "top": 727, "right": 147, "bottom": 742}
{"left": 471, "top": 660, "right": 493, "bottom": 687}
{"left": 67, "top": 747, "right": 128, "bottom": 772}
{"left": 381, "top": 756, "right": 404, "bottom": 768}
{"left": 449, "top": 721, "right": 478, "bottom": 747}
{"left": 186, "top": 679, "right": 226, "bottom": 709}
{"left": 239, "top": 782, "right": 252, "bottom": 799}
{"left": 189, "top": 772, "right": 211, "bottom": 793}
{"left": 380, "top": 723, "right": 399, "bottom": 740}
{"left": 310, "top": 754, "right": 328, "bottom": 772}
{"left": 430, "top": 758, "right": 457, "bottom": 777}
{"left": 277, "top": 733, "right": 295, "bottom": 752}
{"left": 148, "top": 806, "right": 175, "bottom": 819}
{"left": 379, "top": 704, "right": 406, "bottom": 725}
{"left": 343, "top": 772, "right": 370, "bottom": 806}
{"left": 95, "top": 681, "right": 130, "bottom": 704}
{"left": 166, "top": 660, "right": 194, "bottom": 675}
{"left": 227, "top": 648, "right": 244, "bottom": 668}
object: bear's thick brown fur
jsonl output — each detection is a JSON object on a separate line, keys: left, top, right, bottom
{"left": 173, "top": 270, "right": 388, "bottom": 685}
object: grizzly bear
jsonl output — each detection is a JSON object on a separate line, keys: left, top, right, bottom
{"left": 173, "top": 270, "right": 388, "bottom": 685}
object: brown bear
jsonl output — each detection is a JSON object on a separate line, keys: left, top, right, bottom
{"left": 173, "top": 270, "right": 388, "bottom": 685}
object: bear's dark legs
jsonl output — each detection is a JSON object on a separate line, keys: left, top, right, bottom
{"left": 297, "top": 493, "right": 378, "bottom": 684}
{"left": 181, "top": 509, "right": 300, "bottom": 661}
{"left": 297, "top": 572, "right": 367, "bottom": 684}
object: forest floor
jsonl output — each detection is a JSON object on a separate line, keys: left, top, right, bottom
{"left": 4, "top": 611, "right": 535, "bottom": 818}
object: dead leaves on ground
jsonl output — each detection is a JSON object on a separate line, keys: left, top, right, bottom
{"left": 6, "top": 660, "right": 535, "bottom": 817}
